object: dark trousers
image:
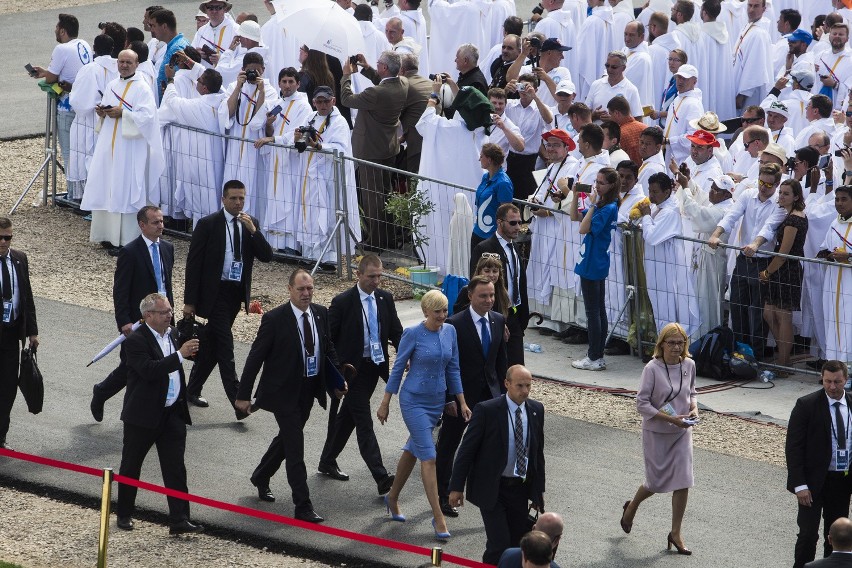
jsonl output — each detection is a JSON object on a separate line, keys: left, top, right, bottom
{"left": 116, "top": 406, "right": 189, "bottom": 523}
{"left": 506, "top": 152, "right": 538, "bottom": 200}
{"left": 187, "top": 282, "right": 242, "bottom": 403}
{"left": 581, "top": 277, "right": 607, "bottom": 361}
{"left": 507, "top": 311, "right": 525, "bottom": 367}
{"left": 794, "top": 472, "right": 852, "bottom": 568}
{"left": 481, "top": 477, "right": 530, "bottom": 565}
{"left": 358, "top": 157, "right": 397, "bottom": 249}
{"left": 252, "top": 382, "right": 316, "bottom": 513}
{"left": 729, "top": 254, "right": 769, "bottom": 352}
{"left": 319, "top": 359, "right": 388, "bottom": 481}
{"left": 435, "top": 385, "right": 492, "bottom": 500}
{"left": 0, "top": 323, "right": 22, "bottom": 444}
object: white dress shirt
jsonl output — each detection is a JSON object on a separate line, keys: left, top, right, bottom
{"left": 145, "top": 324, "right": 182, "bottom": 407}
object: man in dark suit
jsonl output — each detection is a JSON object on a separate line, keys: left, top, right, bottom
{"left": 806, "top": 517, "right": 852, "bottom": 567}
{"left": 0, "top": 216, "right": 38, "bottom": 450}
{"left": 787, "top": 361, "right": 852, "bottom": 568}
{"left": 235, "top": 269, "right": 345, "bottom": 523}
{"left": 470, "top": 202, "right": 528, "bottom": 367}
{"left": 449, "top": 365, "right": 546, "bottom": 565}
{"left": 318, "top": 255, "right": 402, "bottom": 494}
{"left": 437, "top": 275, "right": 508, "bottom": 517}
{"left": 90, "top": 206, "right": 174, "bottom": 422}
{"left": 116, "top": 293, "right": 202, "bottom": 535}
{"left": 183, "top": 180, "right": 273, "bottom": 416}
{"left": 398, "top": 53, "right": 432, "bottom": 174}
{"left": 341, "top": 50, "right": 409, "bottom": 250}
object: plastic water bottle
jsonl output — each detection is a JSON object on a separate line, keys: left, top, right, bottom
{"left": 526, "top": 343, "right": 543, "bottom": 353}
{"left": 760, "top": 370, "right": 775, "bottom": 383}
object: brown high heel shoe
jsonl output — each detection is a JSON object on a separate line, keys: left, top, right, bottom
{"left": 620, "top": 501, "right": 632, "bottom": 534}
{"left": 667, "top": 532, "right": 692, "bottom": 555}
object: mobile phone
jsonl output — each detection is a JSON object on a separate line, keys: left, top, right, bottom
{"left": 24, "top": 63, "right": 37, "bottom": 77}
{"left": 268, "top": 104, "right": 282, "bottom": 116}
{"left": 818, "top": 154, "right": 831, "bottom": 169}
{"left": 519, "top": 83, "right": 528, "bottom": 92}
{"left": 835, "top": 148, "right": 849, "bottom": 157}
{"left": 349, "top": 55, "right": 358, "bottom": 66}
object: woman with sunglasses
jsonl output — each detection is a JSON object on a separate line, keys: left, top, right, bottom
{"left": 790, "top": 145, "right": 825, "bottom": 199}
{"left": 620, "top": 322, "right": 698, "bottom": 555}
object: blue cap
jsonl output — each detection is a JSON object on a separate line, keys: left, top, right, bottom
{"left": 785, "top": 29, "right": 813, "bottom": 45}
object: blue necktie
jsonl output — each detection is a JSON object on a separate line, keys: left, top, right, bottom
{"left": 366, "top": 296, "right": 379, "bottom": 344}
{"left": 151, "top": 242, "right": 165, "bottom": 295}
{"left": 480, "top": 316, "right": 490, "bottom": 358}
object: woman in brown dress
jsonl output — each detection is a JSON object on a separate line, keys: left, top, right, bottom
{"left": 620, "top": 322, "right": 698, "bottom": 555}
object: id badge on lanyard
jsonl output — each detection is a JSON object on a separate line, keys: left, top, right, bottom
{"left": 227, "top": 261, "right": 243, "bottom": 281}
{"left": 838, "top": 449, "right": 849, "bottom": 471}
{"left": 306, "top": 355, "right": 318, "bottom": 377}
{"left": 2, "top": 300, "right": 11, "bottom": 324}
{"left": 370, "top": 341, "right": 385, "bottom": 364}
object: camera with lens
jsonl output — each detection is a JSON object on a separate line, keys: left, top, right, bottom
{"left": 529, "top": 37, "right": 542, "bottom": 50}
{"left": 245, "top": 69, "right": 259, "bottom": 82}
{"left": 428, "top": 73, "right": 445, "bottom": 83}
{"left": 532, "top": 3, "right": 544, "bottom": 15}
{"left": 785, "top": 157, "right": 797, "bottom": 172}
{"left": 294, "top": 125, "right": 319, "bottom": 153}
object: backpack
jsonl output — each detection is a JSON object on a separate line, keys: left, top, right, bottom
{"left": 692, "top": 326, "right": 735, "bottom": 380}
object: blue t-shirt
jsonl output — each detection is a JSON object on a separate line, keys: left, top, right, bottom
{"left": 574, "top": 201, "right": 617, "bottom": 281}
{"left": 473, "top": 169, "right": 514, "bottom": 239}
{"left": 157, "top": 33, "right": 190, "bottom": 103}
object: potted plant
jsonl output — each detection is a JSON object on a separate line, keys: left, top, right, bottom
{"left": 385, "top": 181, "right": 438, "bottom": 294}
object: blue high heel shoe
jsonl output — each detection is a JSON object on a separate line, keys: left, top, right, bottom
{"left": 432, "top": 518, "right": 451, "bottom": 541}
{"left": 384, "top": 495, "right": 406, "bottom": 522}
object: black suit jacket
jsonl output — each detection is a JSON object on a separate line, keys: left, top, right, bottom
{"left": 113, "top": 235, "right": 174, "bottom": 330}
{"left": 184, "top": 209, "right": 273, "bottom": 318}
{"left": 805, "top": 552, "right": 852, "bottom": 567}
{"left": 328, "top": 285, "right": 403, "bottom": 379}
{"left": 470, "top": 235, "right": 529, "bottom": 329}
{"left": 449, "top": 395, "right": 546, "bottom": 511}
{"left": 237, "top": 302, "right": 340, "bottom": 412}
{"left": 121, "top": 324, "right": 191, "bottom": 429}
{"left": 0, "top": 249, "right": 38, "bottom": 343}
{"left": 447, "top": 308, "right": 507, "bottom": 404}
{"left": 786, "top": 389, "right": 852, "bottom": 497}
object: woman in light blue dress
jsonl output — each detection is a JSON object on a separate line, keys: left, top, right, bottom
{"left": 377, "top": 290, "right": 471, "bottom": 540}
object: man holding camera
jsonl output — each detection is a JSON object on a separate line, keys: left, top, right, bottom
{"left": 506, "top": 35, "right": 572, "bottom": 108}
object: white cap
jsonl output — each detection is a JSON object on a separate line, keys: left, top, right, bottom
{"left": 710, "top": 174, "right": 735, "bottom": 192}
{"left": 555, "top": 79, "right": 576, "bottom": 94}
{"left": 237, "top": 21, "right": 262, "bottom": 44}
{"left": 675, "top": 64, "right": 698, "bottom": 79}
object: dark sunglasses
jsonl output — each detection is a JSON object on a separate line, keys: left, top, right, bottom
{"left": 0, "top": 235, "right": 12, "bottom": 241}
{"left": 845, "top": 111, "right": 852, "bottom": 117}
{"left": 205, "top": 4, "right": 225, "bottom": 10}
{"left": 741, "top": 117, "right": 762, "bottom": 123}
{"left": 500, "top": 219, "right": 521, "bottom": 226}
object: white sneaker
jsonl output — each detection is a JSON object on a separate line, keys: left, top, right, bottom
{"left": 572, "top": 356, "right": 606, "bottom": 371}
{"left": 588, "top": 358, "right": 607, "bottom": 371}
{"left": 571, "top": 356, "right": 592, "bottom": 369}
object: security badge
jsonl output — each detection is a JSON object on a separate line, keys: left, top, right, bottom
{"left": 306, "top": 355, "right": 318, "bottom": 377}
{"left": 227, "top": 261, "right": 243, "bottom": 281}
{"left": 370, "top": 341, "right": 385, "bottom": 364}
{"left": 2, "top": 300, "right": 10, "bottom": 323}
{"left": 838, "top": 449, "right": 849, "bottom": 472}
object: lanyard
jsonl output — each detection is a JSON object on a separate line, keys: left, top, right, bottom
{"left": 830, "top": 400, "right": 852, "bottom": 448}
{"left": 360, "top": 296, "right": 377, "bottom": 338}
{"left": 663, "top": 362, "right": 684, "bottom": 404}
{"left": 534, "top": 156, "right": 569, "bottom": 201}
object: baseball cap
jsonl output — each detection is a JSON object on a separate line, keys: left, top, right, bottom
{"left": 555, "top": 79, "right": 576, "bottom": 95}
{"left": 710, "top": 175, "right": 735, "bottom": 193}
{"left": 685, "top": 129, "right": 720, "bottom": 147}
{"left": 761, "top": 142, "right": 787, "bottom": 164}
{"left": 541, "top": 129, "right": 577, "bottom": 151}
{"left": 790, "top": 66, "right": 816, "bottom": 89}
{"left": 675, "top": 64, "right": 698, "bottom": 79}
{"left": 785, "top": 29, "right": 814, "bottom": 45}
{"left": 767, "top": 101, "right": 790, "bottom": 119}
{"left": 541, "top": 38, "right": 571, "bottom": 52}
{"left": 313, "top": 85, "right": 334, "bottom": 100}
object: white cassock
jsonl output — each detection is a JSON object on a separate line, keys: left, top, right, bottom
{"left": 678, "top": 183, "right": 732, "bottom": 338}
{"left": 682, "top": 156, "right": 723, "bottom": 204}
{"left": 218, "top": 78, "right": 278, "bottom": 222}
{"left": 638, "top": 152, "right": 666, "bottom": 191}
{"left": 647, "top": 32, "right": 681, "bottom": 112}
{"left": 158, "top": 75, "right": 227, "bottom": 223}
{"left": 811, "top": 49, "right": 852, "bottom": 111}
{"left": 192, "top": 17, "right": 240, "bottom": 69}
{"left": 148, "top": 39, "right": 167, "bottom": 71}
{"left": 82, "top": 75, "right": 165, "bottom": 246}
{"left": 671, "top": 22, "right": 701, "bottom": 71}
{"left": 286, "top": 108, "right": 359, "bottom": 263}
{"left": 551, "top": 151, "right": 609, "bottom": 327}
{"left": 641, "top": 194, "right": 701, "bottom": 338}
{"left": 771, "top": 126, "right": 796, "bottom": 157}
{"left": 794, "top": 116, "right": 836, "bottom": 149}
{"left": 136, "top": 61, "right": 158, "bottom": 97}
{"left": 257, "top": 92, "right": 314, "bottom": 251}
{"left": 799, "top": 194, "right": 837, "bottom": 358}
{"left": 721, "top": 0, "right": 747, "bottom": 57}
{"left": 732, "top": 21, "right": 773, "bottom": 108}
{"left": 260, "top": 13, "right": 300, "bottom": 84}
{"left": 67, "top": 55, "right": 118, "bottom": 199}
{"left": 399, "top": 7, "right": 430, "bottom": 74}
{"left": 415, "top": 107, "right": 487, "bottom": 275}
{"left": 575, "top": 5, "right": 615, "bottom": 100}
{"left": 699, "top": 21, "right": 736, "bottom": 121}
{"left": 531, "top": 8, "right": 578, "bottom": 82}
{"left": 821, "top": 216, "right": 852, "bottom": 362}
{"left": 585, "top": 77, "right": 643, "bottom": 117}
{"left": 663, "top": 88, "right": 704, "bottom": 165}
{"left": 487, "top": 0, "right": 517, "bottom": 48}
{"left": 215, "top": 46, "right": 269, "bottom": 88}
{"left": 622, "top": 43, "right": 654, "bottom": 109}
{"left": 605, "top": 184, "right": 647, "bottom": 337}
{"left": 526, "top": 157, "right": 577, "bottom": 325}
{"left": 428, "top": 0, "right": 488, "bottom": 77}
{"left": 611, "top": 0, "right": 634, "bottom": 51}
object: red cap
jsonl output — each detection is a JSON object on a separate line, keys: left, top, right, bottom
{"left": 685, "top": 129, "right": 720, "bottom": 148}
{"left": 541, "top": 129, "right": 576, "bottom": 151}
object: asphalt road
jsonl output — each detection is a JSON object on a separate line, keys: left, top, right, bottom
{"left": 0, "top": 297, "right": 799, "bottom": 567}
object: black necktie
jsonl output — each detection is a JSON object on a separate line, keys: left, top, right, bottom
{"left": 1, "top": 255, "right": 11, "bottom": 301}
{"left": 303, "top": 312, "right": 314, "bottom": 356}
{"left": 232, "top": 217, "right": 242, "bottom": 262}
{"left": 835, "top": 401, "right": 847, "bottom": 450}
{"left": 515, "top": 405, "right": 527, "bottom": 477}
{"left": 507, "top": 242, "right": 520, "bottom": 306}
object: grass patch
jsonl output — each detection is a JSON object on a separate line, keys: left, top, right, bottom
{"left": 0, "top": 562, "right": 24, "bottom": 568}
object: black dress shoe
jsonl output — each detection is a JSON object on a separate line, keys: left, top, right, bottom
{"left": 91, "top": 386, "right": 105, "bottom": 423}
{"left": 295, "top": 509, "right": 324, "bottom": 523}
{"left": 377, "top": 474, "right": 395, "bottom": 496}
{"left": 107, "top": 247, "right": 122, "bottom": 257}
{"left": 440, "top": 498, "right": 459, "bottom": 517}
{"left": 536, "top": 327, "right": 555, "bottom": 336}
{"left": 169, "top": 519, "right": 204, "bottom": 535}
{"left": 188, "top": 395, "right": 209, "bottom": 408}
{"left": 251, "top": 478, "right": 275, "bottom": 502}
{"left": 117, "top": 516, "right": 134, "bottom": 531}
{"left": 318, "top": 262, "right": 337, "bottom": 273}
{"left": 318, "top": 463, "right": 350, "bottom": 481}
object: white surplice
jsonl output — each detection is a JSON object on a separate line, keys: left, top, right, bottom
{"left": 821, "top": 216, "right": 852, "bottom": 362}
{"left": 699, "top": 20, "right": 736, "bottom": 121}
{"left": 622, "top": 42, "right": 654, "bottom": 109}
{"left": 575, "top": 5, "right": 615, "bottom": 100}
{"left": 533, "top": 8, "right": 579, "bottom": 82}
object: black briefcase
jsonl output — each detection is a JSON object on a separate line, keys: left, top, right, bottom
{"left": 174, "top": 314, "right": 206, "bottom": 361}
{"left": 18, "top": 346, "right": 44, "bottom": 414}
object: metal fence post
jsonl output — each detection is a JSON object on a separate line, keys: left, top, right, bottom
{"left": 336, "top": 151, "right": 353, "bottom": 281}
{"left": 627, "top": 226, "right": 644, "bottom": 357}
{"left": 97, "top": 467, "right": 114, "bottom": 568}
{"left": 49, "top": 99, "right": 58, "bottom": 205}
{"left": 430, "top": 546, "right": 442, "bottom": 566}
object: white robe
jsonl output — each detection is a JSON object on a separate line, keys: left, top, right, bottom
{"left": 427, "top": 0, "right": 488, "bottom": 77}
{"left": 699, "top": 21, "right": 736, "bottom": 121}
{"left": 821, "top": 217, "right": 852, "bottom": 362}
{"left": 812, "top": 49, "right": 852, "bottom": 111}
{"left": 415, "top": 107, "right": 487, "bottom": 275}
{"left": 81, "top": 76, "right": 165, "bottom": 246}
{"left": 531, "top": 9, "right": 578, "bottom": 81}
{"left": 794, "top": 117, "right": 836, "bottom": 150}
{"left": 610, "top": 0, "right": 635, "bottom": 52}
{"left": 641, "top": 194, "right": 701, "bottom": 338}
{"left": 638, "top": 151, "right": 667, "bottom": 191}
{"left": 260, "top": 13, "right": 300, "bottom": 85}
{"left": 158, "top": 77, "right": 227, "bottom": 223}
{"left": 575, "top": 5, "right": 615, "bottom": 100}
{"left": 623, "top": 43, "right": 654, "bottom": 110}
{"left": 721, "top": 0, "right": 747, "bottom": 57}
{"left": 215, "top": 46, "right": 269, "bottom": 89}
{"left": 671, "top": 22, "right": 701, "bottom": 73}
{"left": 663, "top": 88, "right": 704, "bottom": 165}
{"left": 647, "top": 32, "right": 680, "bottom": 112}
{"left": 192, "top": 17, "right": 240, "bottom": 69}
{"left": 399, "top": 8, "right": 431, "bottom": 75}
{"left": 67, "top": 55, "right": 118, "bottom": 199}
{"left": 487, "top": 0, "right": 517, "bottom": 48}
{"left": 732, "top": 21, "right": 773, "bottom": 107}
